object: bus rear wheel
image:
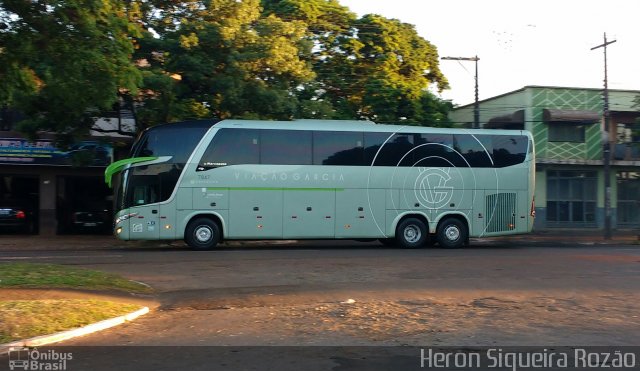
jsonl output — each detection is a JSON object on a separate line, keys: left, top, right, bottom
{"left": 185, "top": 218, "right": 220, "bottom": 251}
{"left": 395, "top": 218, "right": 428, "bottom": 248}
{"left": 436, "top": 218, "right": 467, "bottom": 249}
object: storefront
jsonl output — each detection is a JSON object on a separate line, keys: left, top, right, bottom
{"left": 0, "top": 137, "right": 117, "bottom": 235}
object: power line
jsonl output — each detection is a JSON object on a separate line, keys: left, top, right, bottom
{"left": 441, "top": 56, "right": 480, "bottom": 129}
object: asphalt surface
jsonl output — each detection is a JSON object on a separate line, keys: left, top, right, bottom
{"left": 1, "top": 235, "right": 639, "bottom": 370}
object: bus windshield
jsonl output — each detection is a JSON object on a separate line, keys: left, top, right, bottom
{"left": 114, "top": 121, "right": 215, "bottom": 212}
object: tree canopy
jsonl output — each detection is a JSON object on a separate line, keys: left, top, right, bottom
{"left": 0, "top": 0, "right": 454, "bottom": 142}
{"left": 0, "top": 0, "right": 142, "bottom": 144}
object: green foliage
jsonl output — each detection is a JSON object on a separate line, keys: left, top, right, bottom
{"left": 131, "top": 0, "right": 316, "bottom": 123}
{"left": 264, "top": 1, "right": 451, "bottom": 126}
{"left": 2, "top": 0, "right": 455, "bottom": 138}
{"left": 0, "top": 0, "right": 142, "bottom": 143}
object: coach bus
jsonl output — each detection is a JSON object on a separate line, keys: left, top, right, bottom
{"left": 105, "top": 119, "right": 535, "bottom": 250}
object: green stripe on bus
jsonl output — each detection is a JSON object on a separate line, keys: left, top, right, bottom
{"left": 104, "top": 156, "right": 158, "bottom": 188}
{"left": 206, "top": 187, "right": 344, "bottom": 192}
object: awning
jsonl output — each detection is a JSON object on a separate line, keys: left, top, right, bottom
{"left": 543, "top": 109, "right": 600, "bottom": 124}
{"left": 486, "top": 110, "right": 524, "bottom": 129}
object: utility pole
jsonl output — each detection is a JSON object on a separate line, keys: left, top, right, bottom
{"left": 441, "top": 56, "right": 480, "bottom": 128}
{"left": 591, "top": 33, "right": 616, "bottom": 240}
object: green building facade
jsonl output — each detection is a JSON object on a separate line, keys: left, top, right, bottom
{"left": 450, "top": 86, "right": 640, "bottom": 230}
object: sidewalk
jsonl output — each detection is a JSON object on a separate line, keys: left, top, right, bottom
{"left": 481, "top": 228, "right": 639, "bottom": 246}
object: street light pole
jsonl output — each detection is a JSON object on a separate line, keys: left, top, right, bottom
{"left": 591, "top": 32, "right": 616, "bottom": 240}
{"left": 442, "top": 56, "right": 480, "bottom": 128}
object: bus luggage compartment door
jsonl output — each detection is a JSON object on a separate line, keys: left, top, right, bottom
{"left": 335, "top": 189, "right": 385, "bottom": 238}
{"left": 228, "top": 189, "right": 283, "bottom": 239}
{"left": 283, "top": 190, "right": 335, "bottom": 238}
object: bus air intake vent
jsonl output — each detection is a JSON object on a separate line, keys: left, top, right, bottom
{"left": 485, "top": 193, "right": 517, "bottom": 233}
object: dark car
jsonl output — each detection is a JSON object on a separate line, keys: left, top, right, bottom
{"left": 0, "top": 201, "right": 35, "bottom": 234}
{"left": 69, "top": 199, "right": 112, "bottom": 234}
{"left": 71, "top": 210, "right": 109, "bottom": 232}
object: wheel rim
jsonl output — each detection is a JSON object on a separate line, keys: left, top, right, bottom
{"left": 403, "top": 225, "right": 422, "bottom": 243}
{"left": 444, "top": 225, "right": 460, "bottom": 241}
{"left": 195, "top": 226, "right": 213, "bottom": 243}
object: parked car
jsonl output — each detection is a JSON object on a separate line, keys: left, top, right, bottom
{"left": 0, "top": 200, "right": 35, "bottom": 234}
{"left": 69, "top": 200, "right": 112, "bottom": 234}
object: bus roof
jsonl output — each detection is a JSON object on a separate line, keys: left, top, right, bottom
{"left": 216, "top": 119, "right": 531, "bottom": 137}
{"left": 145, "top": 119, "right": 531, "bottom": 138}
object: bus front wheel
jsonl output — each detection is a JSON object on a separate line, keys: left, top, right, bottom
{"left": 436, "top": 218, "right": 467, "bottom": 249}
{"left": 185, "top": 218, "right": 220, "bottom": 251}
{"left": 395, "top": 218, "right": 428, "bottom": 248}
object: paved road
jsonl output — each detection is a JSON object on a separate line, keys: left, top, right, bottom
{"left": 1, "top": 238, "right": 639, "bottom": 370}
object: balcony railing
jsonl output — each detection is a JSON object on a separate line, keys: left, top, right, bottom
{"left": 613, "top": 142, "right": 640, "bottom": 161}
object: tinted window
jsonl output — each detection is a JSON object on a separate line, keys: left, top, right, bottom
{"left": 368, "top": 133, "right": 414, "bottom": 166}
{"left": 414, "top": 133, "right": 461, "bottom": 167}
{"left": 364, "top": 132, "right": 391, "bottom": 166}
{"left": 548, "top": 124, "right": 585, "bottom": 142}
{"left": 454, "top": 134, "right": 494, "bottom": 167}
{"left": 313, "top": 131, "right": 364, "bottom": 166}
{"left": 261, "top": 130, "right": 312, "bottom": 165}
{"left": 492, "top": 135, "right": 527, "bottom": 167}
{"left": 198, "top": 129, "right": 259, "bottom": 170}
{"left": 134, "top": 126, "right": 208, "bottom": 163}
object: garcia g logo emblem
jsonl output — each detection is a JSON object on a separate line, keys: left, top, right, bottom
{"left": 414, "top": 167, "right": 454, "bottom": 210}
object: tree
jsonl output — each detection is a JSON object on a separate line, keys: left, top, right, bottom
{"left": 130, "top": 0, "right": 316, "bottom": 127}
{"left": 0, "top": 0, "right": 142, "bottom": 145}
{"left": 263, "top": 1, "right": 451, "bottom": 125}
{"left": 1, "top": 0, "right": 454, "bottom": 137}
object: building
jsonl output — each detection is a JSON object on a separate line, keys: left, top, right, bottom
{"left": 0, "top": 112, "right": 135, "bottom": 235}
{"left": 450, "top": 85, "right": 640, "bottom": 230}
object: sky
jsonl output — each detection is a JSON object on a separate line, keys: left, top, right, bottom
{"left": 338, "top": 0, "right": 640, "bottom": 106}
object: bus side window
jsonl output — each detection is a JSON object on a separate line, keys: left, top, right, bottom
{"left": 414, "top": 133, "right": 459, "bottom": 167}
{"left": 493, "top": 135, "right": 527, "bottom": 167}
{"left": 261, "top": 130, "right": 312, "bottom": 165}
{"left": 198, "top": 129, "right": 259, "bottom": 170}
{"left": 313, "top": 131, "right": 364, "bottom": 166}
{"left": 366, "top": 132, "right": 414, "bottom": 167}
{"left": 454, "top": 134, "right": 493, "bottom": 168}
{"left": 364, "top": 132, "right": 391, "bottom": 166}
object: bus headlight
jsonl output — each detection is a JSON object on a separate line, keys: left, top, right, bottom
{"left": 116, "top": 227, "right": 123, "bottom": 235}
{"left": 115, "top": 212, "right": 138, "bottom": 225}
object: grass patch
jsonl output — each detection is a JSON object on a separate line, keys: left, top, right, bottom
{"left": 0, "top": 299, "right": 142, "bottom": 343}
{"left": 0, "top": 263, "right": 152, "bottom": 293}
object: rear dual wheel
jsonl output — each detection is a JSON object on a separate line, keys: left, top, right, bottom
{"left": 394, "top": 218, "right": 429, "bottom": 249}
{"left": 436, "top": 218, "right": 467, "bottom": 249}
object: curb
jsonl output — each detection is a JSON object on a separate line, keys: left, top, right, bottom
{"left": 0, "top": 306, "right": 149, "bottom": 354}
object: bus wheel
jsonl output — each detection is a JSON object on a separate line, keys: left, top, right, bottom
{"left": 185, "top": 218, "right": 220, "bottom": 251}
{"left": 395, "top": 218, "right": 428, "bottom": 249}
{"left": 436, "top": 218, "right": 467, "bottom": 249}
